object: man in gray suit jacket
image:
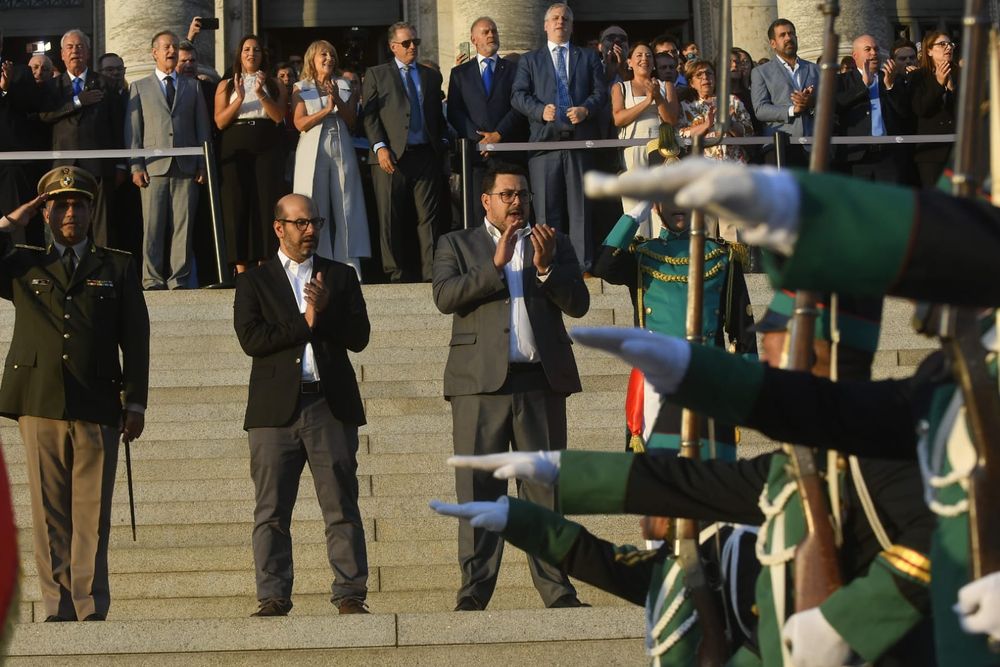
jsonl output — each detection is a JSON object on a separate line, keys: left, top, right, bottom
{"left": 511, "top": 3, "right": 606, "bottom": 273}
{"left": 432, "top": 161, "right": 589, "bottom": 611}
{"left": 750, "top": 18, "right": 819, "bottom": 167}
{"left": 125, "top": 30, "right": 210, "bottom": 290}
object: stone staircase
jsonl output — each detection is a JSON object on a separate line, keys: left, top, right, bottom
{"left": 0, "top": 276, "right": 933, "bottom": 664}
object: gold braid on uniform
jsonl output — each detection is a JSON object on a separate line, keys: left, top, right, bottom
{"left": 640, "top": 261, "right": 725, "bottom": 284}
{"left": 880, "top": 545, "right": 931, "bottom": 584}
{"left": 637, "top": 245, "right": 726, "bottom": 265}
{"left": 728, "top": 242, "right": 750, "bottom": 270}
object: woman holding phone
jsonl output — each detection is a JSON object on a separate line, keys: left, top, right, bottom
{"left": 215, "top": 35, "right": 288, "bottom": 275}
{"left": 291, "top": 40, "right": 370, "bottom": 279}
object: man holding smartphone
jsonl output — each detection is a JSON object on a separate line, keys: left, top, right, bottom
{"left": 750, "top": 18, "right": 819, "bottom": 167}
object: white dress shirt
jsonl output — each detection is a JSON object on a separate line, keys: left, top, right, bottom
{"left": 477, "top": 53, "right": 497, "bottom": 77}
{"left": 546, "top": 40, "right": 571, "bottom": 81}
{"left": 154, "top": 68, "right": 178, "bottom": 100}
{"left": 483, "top": 218, "right": 552, "bottom": 363}
{"left": 277, "top": 249, "right": 320, "bottom": 381}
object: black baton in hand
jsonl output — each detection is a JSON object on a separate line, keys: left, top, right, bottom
{"left": 123, "top": 435, "right": 136, "bottom": 541}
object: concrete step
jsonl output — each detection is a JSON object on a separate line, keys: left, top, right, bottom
{"left": 6, "top": 608, "right": 644, "bottom": 659}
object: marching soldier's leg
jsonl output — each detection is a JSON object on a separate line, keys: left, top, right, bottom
{"left": 68, "top": 421, "right": 119, "bottom": 620}
{"left": 18, "top": 416, "right": 76, "bottom": 620}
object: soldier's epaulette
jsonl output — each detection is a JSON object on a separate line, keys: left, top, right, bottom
{"left": 99, "top": 246, "right": 133, "bottom": 255}
{"left": 612, "top": 544, "right": 661, "bottom": 566}
{"left": 879, "top": 545, "right": 931, "bottom": 585}
{"left": 14, "top": 244, "right": 45, "bottom": 252}
{"left": 728, "top": 242, "right": 750, "bottom": 270}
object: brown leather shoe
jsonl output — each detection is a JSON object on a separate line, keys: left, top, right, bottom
{"left": 337, "top": 599, "right": 370, "bottom": 614}
{"left": 251, "top": 598, "right": 292, "bottom": 617}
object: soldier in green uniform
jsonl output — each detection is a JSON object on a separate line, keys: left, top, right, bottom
{"left": 585, "top": 155, "right": 1000, "bottom": 662}
{"left": 0, "top": 166, "right": 149, "bottom": 622}
{"left": 592, "top": 198, "right": 755, "bottom": 457}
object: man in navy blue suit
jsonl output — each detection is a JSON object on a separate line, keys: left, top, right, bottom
{"left": 447, "top": 17, "right": 527, "bottom": 227}
{"left": 511, "top": 2, "right": 606, "bottom": 273}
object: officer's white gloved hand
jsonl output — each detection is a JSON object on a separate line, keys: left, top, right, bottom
{"left": 782, "top": 608, "right": 852, "bottom": 667}
{"left": 956, "top": 572, "right": 1000, "bottom": 641}
{"left": 627, "top": 200, "right": 653, "bottom": 223}
{"left": 584, "top": 157, "right": 801, "bottom": 256}
{"left": 447, "top": 451, "right": 561, "bottom": 487}
{"left": 571, "top": 327, "right": 691, "bottom": 395}
{"left": 429, "top": 496, "right": 509, "bottom": 532}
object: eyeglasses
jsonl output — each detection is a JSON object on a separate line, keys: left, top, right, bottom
{"left": 932, "top": 41, "right": 956, "bottom": 49}
{"left": 487, "top": 190, "right": 532, "bottom": 203}
{"left": 692, "top": 71, "right": 715, "bottom": 80}
{"left": 393, "top": 38, "right": 421, "bottom": 49}
{"left": 277, "top": 217, "right": 326, "bottom": 231}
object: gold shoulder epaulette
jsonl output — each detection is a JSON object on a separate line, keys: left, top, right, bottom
{"left": 880, "top": 545, "right": 931, "bottom": 584}
{"left": 14, "top": 244, "right": 45, "bottom": 252}
{"left": 99, "top": 246, "right": 133, "bottom": 256}
{"left": 728, "top": 242, "right": 750, "bottom": 270}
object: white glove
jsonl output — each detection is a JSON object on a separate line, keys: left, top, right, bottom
{"left": 570, "top": 327, "right": 691, "bottom": 395}
{"left": 782, "top": 608, "right": 852, "bottom": 667}
{"left": 429, "top": 496, "right": 509, "bottom": 532}
{"left": 627, "top": 200, "right": 653, "bottom": 223}
{"left": 956, "top": 572, "right": 1000, "bottom": 641}
{"left": 447, "top": 451, "right": 561, "bottom": 487}
{"left": 584, "top": 157, "right": 801, "bottom": 256}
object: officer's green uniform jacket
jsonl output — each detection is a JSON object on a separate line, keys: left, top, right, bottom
{"left": 500, "top": 496, "right": 758, "bottom": 666}
{"left": 553, "top": 342, "right": 939, "bottom": 666}
{"left": 0, "top": 237, "right": 149, "bottom": 425}
{"left": 753, "top": 169, "right": 1000, "bottom": 664}
{"left": 594, "top": 213, "right": 756, "bottom": 457}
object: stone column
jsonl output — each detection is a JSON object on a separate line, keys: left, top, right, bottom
{"left": 732, "top": 0, "right": 778, "bottom": 62}
{"left": 778, "top": 0, "right": 892, "bottom": 62}
{"left": 105, "top": 0, "right": 214, "bottom": 79}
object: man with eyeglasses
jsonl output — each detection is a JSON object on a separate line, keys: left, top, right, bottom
{"left": 362, "top": 21, "right": 447, "bottom": 283}
{"left": 432, "top": 161, "right": 589, "bottom": 611}
{"left": 234, "top": 193, "right": 371, "bottom": 617}
{"left": 38, "top": 30, "right": 126, "bottom": 248}
{"left": 651, "top": 34, "right": 687, "bottom": 88}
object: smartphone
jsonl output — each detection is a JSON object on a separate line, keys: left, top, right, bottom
{"left": 459, "top": 41, "right": 471, "bottom": 61}
{"left": 198, "top": 17, "right": 220, "bottom": 30}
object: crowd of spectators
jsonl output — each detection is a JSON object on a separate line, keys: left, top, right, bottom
{"left": 0, "top": 8, "right": 959, "bottom": 286}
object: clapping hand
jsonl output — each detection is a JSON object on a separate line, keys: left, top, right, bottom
{"left": 530, "top": 223, "right": 556, "bottom": 275}
{"left": 882, "top": 59, "right": 897, "bottom": 88}
{"left": 447, "top": 451, "right": 562, "bottom": 487}
{"left": 492, "top": 218, "right": 523, "bottom": 271}
{"left": 0, "top": 60, "right": 11, "bottom": 92}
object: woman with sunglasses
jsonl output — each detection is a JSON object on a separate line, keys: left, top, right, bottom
{"left": 909, "top": 31, "right": 958, "bottom": 187}
{"left": 215, "top": 35, "right": 288, "bottom": 275}
{"left": 291, "top": 40, "right": 370, "bottom": 280}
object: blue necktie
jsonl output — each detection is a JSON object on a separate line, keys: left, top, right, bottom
{"left": 403, "top": 65, "right": 424, "bottom": 137}
{"left": 72, "top": 77, "right": 83, "bottom": 96}
{"left": 554, "top": 46, "right": 572, "bottom": 124}
{"left": 482, "top": 58, "right": 494, "bottom": 96}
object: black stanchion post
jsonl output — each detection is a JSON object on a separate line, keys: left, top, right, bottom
{"left": 460, "top": 139, "right": 474, "bottom": 229}
{"left": 774, "top": 131, "right": 790, "bottom": 170}
{"left": 201, "top": 140, "right": 231, "bottom": 288}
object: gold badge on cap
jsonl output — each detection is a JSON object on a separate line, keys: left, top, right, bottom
{"left": 59, "top": 168, "right": 75, "bottom": 189}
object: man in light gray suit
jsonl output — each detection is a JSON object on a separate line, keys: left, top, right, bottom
{"left": 432, "top": 162, "right": 589, "bottom": 611}
{"left": 750, "top": 18, "right": 820, "bottom": 167}
{"left": 125, "top": 30, "right": 210, "bottom": 290}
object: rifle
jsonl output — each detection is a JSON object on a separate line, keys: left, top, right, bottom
{"left": 782, "top": 0, "right": 844, "bottom": 612}
{"left": 673, "top": 2, "right": 734, "bottom": 662}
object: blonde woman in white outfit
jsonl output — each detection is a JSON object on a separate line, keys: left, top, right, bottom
{"left": 613, "top": 42, "right": 678, "bottom": 237}
{"left": 292, "top": 40, "right": 371, "bottom": 279}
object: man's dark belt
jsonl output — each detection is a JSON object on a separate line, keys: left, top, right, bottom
{"left": 231, "top": 118, "right": 272, "bottom": 126}
{"left": 301, "top": 381, "right": 322, "bottom": 394}
{"left": 508, "top": 362, "right": 543, "bottom": 373}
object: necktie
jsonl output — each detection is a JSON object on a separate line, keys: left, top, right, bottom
{"left": 62, "top": 246, "right": 76, "bottom": 279}
{"left": 403, "top": 66, "right": 424, "bottom": 135}
{"left": 482, "top": 58, "right": 494, "bottom": 96}
{"left": 164, "top": 75, "right": 175, "bottom": 109}
{"left": 72, "top": 77, "right": 83, "bottom": 96}
{"left": 554, "top": 46, "right": 572, "bottom": 124}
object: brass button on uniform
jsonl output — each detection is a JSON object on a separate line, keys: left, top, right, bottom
{"left": 295, "top": 358, "right": 301, "bottom": 364}
{"left": 64, "top": 313, "right": 70, "bottom": 319}
{"left": 645, "top": 307, "right": 653, "bottom": 314}
{"left": 63, "top": 333, "right": 70, "bottom": 339}
{"left": 62, "top": 354, "right": 69, "bottom": 360}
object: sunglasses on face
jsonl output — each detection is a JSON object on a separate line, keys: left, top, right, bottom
{"left": 394, "top": 39, "right": 421, "bottom": 49}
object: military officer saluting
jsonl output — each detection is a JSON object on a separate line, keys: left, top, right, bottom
{"left": 0, "top": 166, "right": 149, "bottom": 622}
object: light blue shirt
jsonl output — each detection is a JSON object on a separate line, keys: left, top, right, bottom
{"left": 859, "top": 68, "right": 886, "bottom": 137}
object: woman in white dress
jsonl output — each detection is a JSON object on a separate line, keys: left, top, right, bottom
{"left": 612, "top": 42, "right": 679, "bottom": 237}
{"left": 292, "top": 40, "right": 371, "bottom": 279}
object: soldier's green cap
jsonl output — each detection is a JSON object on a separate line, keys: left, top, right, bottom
{"left": 37, "top": 166, "right": 97, "bottom": 200}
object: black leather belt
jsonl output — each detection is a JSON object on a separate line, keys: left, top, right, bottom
{"left": 301, "top": 381, "right": 322, "bottom": 394}
{"left": 508, "top": 363, "right": 542, "bottom": 373}
{"left": 231, "top": 119, "right": 274, "bottom": 126}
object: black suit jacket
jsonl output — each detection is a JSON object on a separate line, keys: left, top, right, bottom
{"left": 908, "top": 68, "right": 957, "bottom": 164}
{"left": 0, "top": 64, "right": 42, "bottom": 152}
{"left": 234, "top": 255, "right": 370, "bottom": 429}
{"left": 432, "top": 224, "right": 589, "bottom": 397}
{"left": 39, "top": 70, "right": 125, "bottom": 176}
{"left": 834, "top": 69, "right": 908, "bottom": 162}
{"left": 446, "top": 57, "right": 526, "bottom": 145}
{"left": 361, "top": 61, "right": 447, "bottom": 160}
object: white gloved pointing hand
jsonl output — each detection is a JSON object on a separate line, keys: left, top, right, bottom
{"left": 429, "top": 497, "right": 509, "bottom": 532}
{"left": 570, "top": 327, "right": 691, "bottom": 396}
{"left": 447, "top": 451, "right": 561, "bottom": 487}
